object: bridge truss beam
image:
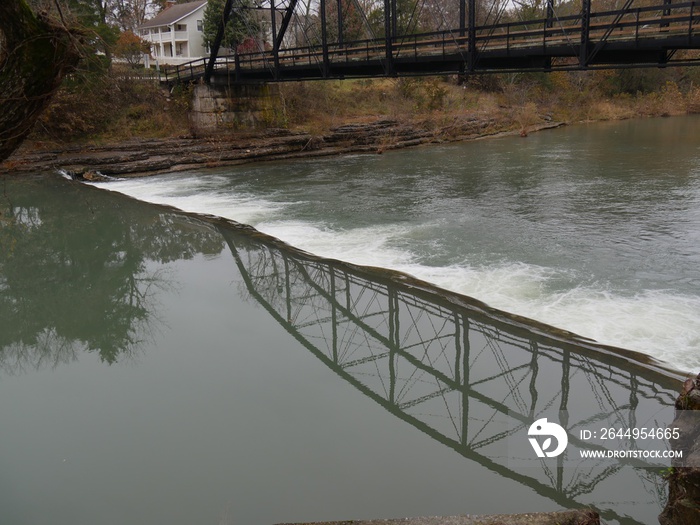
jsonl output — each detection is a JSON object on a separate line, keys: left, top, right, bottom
{"left": 217, "top": 224, "right": 682, "bottom": 524}
{"left": 179, "top": 0, "right": 700, "bottom": 87}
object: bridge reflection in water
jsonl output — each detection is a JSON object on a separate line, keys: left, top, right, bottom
{"left": 218, "top": 225, "right": 683, "bottom": 525}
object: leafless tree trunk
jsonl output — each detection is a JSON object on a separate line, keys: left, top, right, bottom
{"left": 0, "top": 0, "right": 81, "bottom": 162}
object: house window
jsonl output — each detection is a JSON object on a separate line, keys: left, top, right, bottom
{"left": 197, "top": 20, "right": 203, "bottom": 32}
{"left": 175, "top": 24, "right": 187, "bottom": 31}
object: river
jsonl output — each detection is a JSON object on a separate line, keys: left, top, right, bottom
{"left": 96, "top": 116, "right": 700, "bottom": 373}
{"left": 0, "top": 116, "right": 696, "bottom": 525}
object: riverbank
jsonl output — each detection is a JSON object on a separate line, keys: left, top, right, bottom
{"left": 4, "top": 67, "right": 700, "bottom": 178}
{"left": 280, "top": 509, "right": 600, "bottom": 525}
{"left": 0, "top": 116, "right": 564, "bottom": 179}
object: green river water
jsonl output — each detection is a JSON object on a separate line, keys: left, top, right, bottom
{"left": 2, "top": 116, "right": 699, "bottom": 525}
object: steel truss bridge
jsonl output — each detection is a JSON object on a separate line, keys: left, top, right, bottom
{"left": 165, "top": 0, "right": 700, "bottom": 84}
{"left": 218, "top": 225, "right": 684, "bottom": 525}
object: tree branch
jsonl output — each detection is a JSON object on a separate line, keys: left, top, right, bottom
{"left": 0, "top": 0, "right": 82, "bottom": 162}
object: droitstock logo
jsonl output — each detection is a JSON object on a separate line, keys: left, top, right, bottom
{"left": 528, "top": 418, "right": 568, "bottom": 458}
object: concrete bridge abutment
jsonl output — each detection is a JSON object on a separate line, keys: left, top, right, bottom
{"left": 189, "top": 83, "right": 281, "bottom": 135}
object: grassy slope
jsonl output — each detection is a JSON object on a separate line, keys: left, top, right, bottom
{"left": 24, "top": 66, "right": 700, "bottom": 148}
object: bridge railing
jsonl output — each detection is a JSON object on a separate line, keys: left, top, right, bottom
{"left": 164, "top": 0, "right": 700, "bottom": 83}
{"left": 163, "top": 58, "right": 207, "bottom": 84}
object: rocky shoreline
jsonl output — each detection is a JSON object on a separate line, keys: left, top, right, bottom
{"left": 0, "top": 117, "right": 564, "bottom": 179}
{"left": 280, "top": 510, "right": 600, "bottom": 525}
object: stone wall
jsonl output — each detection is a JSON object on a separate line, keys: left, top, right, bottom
{"left": 189, "top": 83, "right": 280, "bottom": 135}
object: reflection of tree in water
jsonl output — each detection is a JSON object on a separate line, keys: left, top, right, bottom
{"left": 0, "top": 178, "right": 225, "bottom": 371}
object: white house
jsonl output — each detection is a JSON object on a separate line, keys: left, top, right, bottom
{"left": 139, "top": 0, "right": 208, "bottom": 65}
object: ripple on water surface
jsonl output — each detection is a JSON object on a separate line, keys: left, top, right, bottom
{"left": 95, "top": 118, "right": 700, "bottom": 373}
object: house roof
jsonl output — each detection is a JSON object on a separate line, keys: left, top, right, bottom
{"left": 139, "top": 1, "right": 207, "bottom": 29}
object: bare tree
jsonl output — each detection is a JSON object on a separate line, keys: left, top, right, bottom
{"left": 110, "top": 0, "right": 160, "bottom": 32}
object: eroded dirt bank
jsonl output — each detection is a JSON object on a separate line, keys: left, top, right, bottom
{"left": 0, "top": 117, "right": 563, "bottom": 179}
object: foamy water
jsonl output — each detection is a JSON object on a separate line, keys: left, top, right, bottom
{"left": 92, "top": 183, "right": 699, "bottom": 372}
{"left": 258, "top": 220, "right": 700, "bottom": 371}
{"left": 91, "top": 120, "right": 700, "bottom": 373}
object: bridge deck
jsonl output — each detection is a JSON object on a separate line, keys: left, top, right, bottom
{"left": 165, "top": 1, "right": 700, "bottom": 85}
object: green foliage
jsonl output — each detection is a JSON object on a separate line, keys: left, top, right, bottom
{"left": 324, "top": 0, "right": 368, "bottom": 43}
{"left": 661, "top": 466, "right": 676, "bottom": 479}
{"left": 62, "top": 0, "right": 120, "bottom": 55}
{"left": 365, "top": 0, "right": 425, "bottom": 37}
{"left": 202, "top": 0, "right": 260, "bottom": 51}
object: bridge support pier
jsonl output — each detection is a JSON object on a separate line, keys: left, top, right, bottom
{"left": 189, "top": 83, "right": 280, "bottom": 135}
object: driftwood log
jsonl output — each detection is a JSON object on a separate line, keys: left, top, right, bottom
{"left": 0, "top": 0, "right": 81, "bottom": 162}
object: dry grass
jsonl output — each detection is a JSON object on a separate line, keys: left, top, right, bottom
{"left": 277, "top": 73, "right": 698, "bottom": 138}
{"left": 279, "top": 77, "right": 520, "bottom": 136}
{"left": 31, "top": 67, "right": 700, "bottom": 146}
{"left": 32, "top": 64, "right": 191, "bottom": 144}
{"left": 687, "top": 86, "right": 700, "bottom": 113}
